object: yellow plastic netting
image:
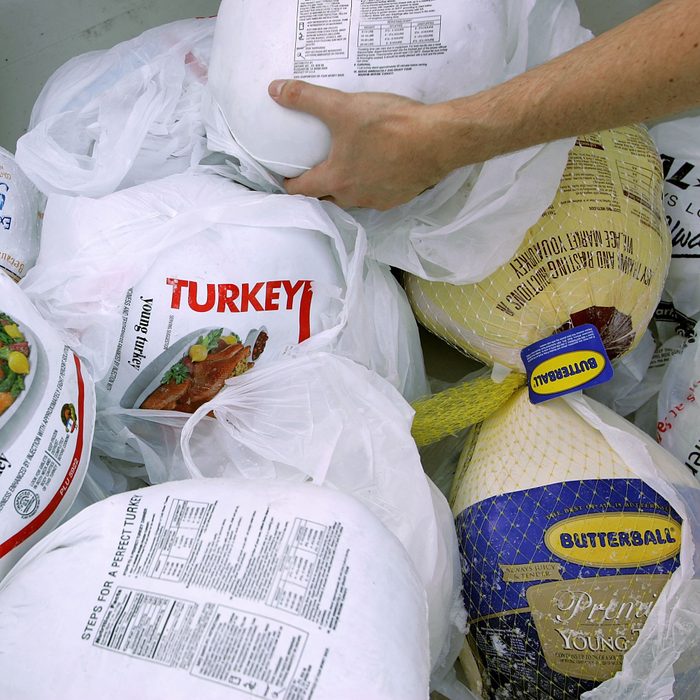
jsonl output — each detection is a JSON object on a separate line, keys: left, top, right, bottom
{"left": 411, "top": 372, "right": 525, "bottom": 446}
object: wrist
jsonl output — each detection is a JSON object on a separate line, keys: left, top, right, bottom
{"left": 423, "top": 92, "right": 514, "bottom": 175}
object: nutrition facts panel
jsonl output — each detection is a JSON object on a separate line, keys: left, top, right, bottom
{"left": 94, "top": 587, "right": 311, "bottom": 698}
{"left": 358, "top": 15, "right": 441, "bottom": 47}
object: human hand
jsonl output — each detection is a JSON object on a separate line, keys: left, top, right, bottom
{"left": 268, "top": 79, "right": 457, "bottom": 211}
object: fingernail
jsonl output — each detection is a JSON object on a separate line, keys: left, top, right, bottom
{"left": 268, "top": 80, "right": 287, "bottom": 98}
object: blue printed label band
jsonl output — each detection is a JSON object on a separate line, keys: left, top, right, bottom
{"left": 455, "top": 478, "right": 681, "bottom": 697}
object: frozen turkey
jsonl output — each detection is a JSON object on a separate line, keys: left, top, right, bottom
{"left": 0, "top": 479, "right": 430, "bottom": 700}
{"left": 405, "top": 126, "right": 671, "bottom": 370}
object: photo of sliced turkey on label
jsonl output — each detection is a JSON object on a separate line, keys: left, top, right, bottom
{"left": 0, "top": 479, "right": 431, "bottom": 700}
{"left": 19, "top": 173, "right": 358, "bottom": 414}
{"left": 132, "top": 327, "right": 267, "bottom": 412}
{"left": 0, "top": 274, "right": 95, "bottom": 580}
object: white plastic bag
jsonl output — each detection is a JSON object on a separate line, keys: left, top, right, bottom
{"left": 0, "top": 147, "right": 43, "bottom": 281}
{"left": 0, "top": 479, "right": 433, "bottom": 699}
{"left": 65, "top": 450, "right": 149, "bottom": 520}
{"left": 569, "top": 395, "right": 700, "bottom": 700}
{"left": 0, "top": 273, "right": 95, "bottom": 580}
{"left": 15, "top": 18, "right": 214, "bottom": 198}
{"left": 204, "top": 0, "right": 592, "bottom": 282}
{"left": 656, "top": 338, "right": 700, "bottom": 483}
{"left": 586, "top": 300, "right": 697, "bottom": 437}
{"left": 19, "top": 171, "right": 427, "bottom": 459}
{"left": 585, "top": 329, "right": 657, "bottom": 417}
{"left": 649, "top": 114, "right": 700, "bottom": 317}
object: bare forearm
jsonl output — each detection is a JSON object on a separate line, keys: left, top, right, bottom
{"left": 433, "top": 0, "right": 700, "bottom": 171}
{"left": 271, "top": 0, "right": 700, "bottom": 209}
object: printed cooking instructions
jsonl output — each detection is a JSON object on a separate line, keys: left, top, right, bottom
{"left": 294, "top": 0, "right": 448, "bottom": 79}
{"left": 82, "top": 495, "right": 351, "bottom": 698}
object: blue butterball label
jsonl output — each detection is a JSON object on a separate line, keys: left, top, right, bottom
{"left": 521, "top": 324, "right": 614, "bottom": 404}
{"left": 455, "top": 478, "right": 681, "bottom": 698}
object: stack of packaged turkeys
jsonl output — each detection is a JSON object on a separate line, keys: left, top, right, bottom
{"left": 1, "top": 3, "right": 698, "bottom": 700}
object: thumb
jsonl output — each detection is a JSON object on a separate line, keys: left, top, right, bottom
{"left": 268, "top": 79, "right": 345, "bottom": 121}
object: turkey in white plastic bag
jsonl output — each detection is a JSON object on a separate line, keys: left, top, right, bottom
{"left": 95, "top": 350, "right": 465, "bottom": 687}
{"left": 19, "top": 171, "right": 427, "bottom": 457}
{"left": 0, "top": 479, "right": 431, "bottom": 700}
{"left": 204, "top": 0, "right": 592, "bottom": 283}
{"left": 0, "top": 273, "right": 95, "bottom": 580}
{"left": 209, "top": 0, "right": 511, "bottom": 178}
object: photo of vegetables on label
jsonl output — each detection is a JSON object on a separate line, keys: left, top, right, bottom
{"left": 0, "top": 312, "right": 31, "bottom": 418}
{"left": 138, "top": 327, "right": 268, "bottom": 413}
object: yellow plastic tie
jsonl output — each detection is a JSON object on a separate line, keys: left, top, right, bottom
{"left": 411, "top": 372, "right": 526, "bottom": 446}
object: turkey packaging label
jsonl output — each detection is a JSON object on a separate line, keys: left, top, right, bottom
{"left": 0, "top": 479, "right": 430, "bottom": 700}
{"left": 208, "top": 0, "right": 507, "bottom": 176}
{"left": 101, "top": 225, "right": 338, "bottom": 413}
{"left": 450, "top": 388, "right": 690, "bottom": 698}
{"left": 0, "top": 274, "right": 95, "bottom": 579}
{"left": 649, "top": 115, "right": 700, "bottom": 317}
{"left": 0, "top": 147, "right": 42, "bottom": 281}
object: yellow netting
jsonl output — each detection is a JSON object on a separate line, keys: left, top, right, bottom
{"left": 404, "top": 126, "right": 669, "bottom": 373}
{"left": 411, "top": 372, "right": 526, "bottom": 446}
